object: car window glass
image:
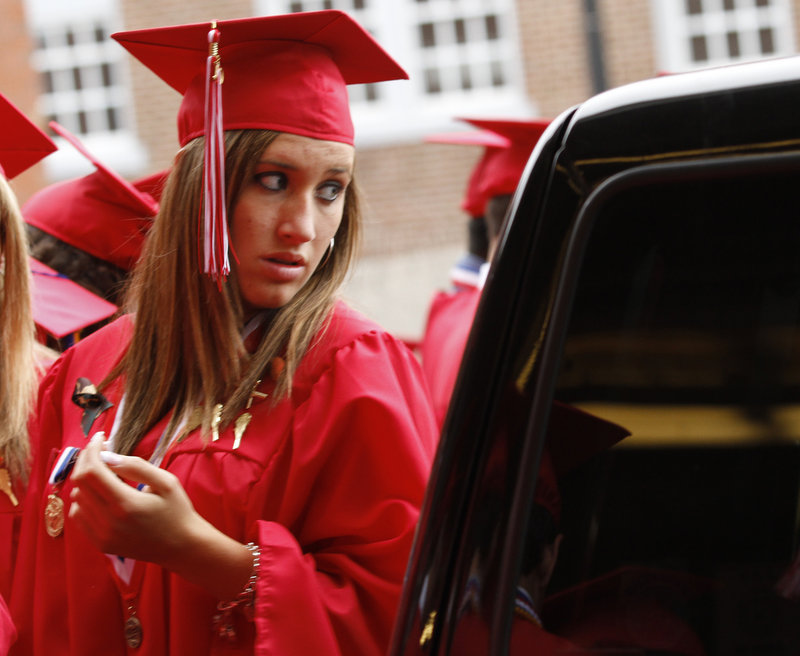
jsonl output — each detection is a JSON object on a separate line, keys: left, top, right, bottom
{"left": 514, "top": 170, "right": 800, "bottom": 655}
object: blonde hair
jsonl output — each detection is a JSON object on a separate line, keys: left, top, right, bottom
{"left": 106, "top": 130, "right": 361, "bottom": 455}
{"left": 0, "top": 175, "right": 38, "bottom": 481}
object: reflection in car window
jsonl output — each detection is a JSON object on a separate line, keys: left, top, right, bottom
{"left": 522, "top": 171, "right": 800, "bottom": 654}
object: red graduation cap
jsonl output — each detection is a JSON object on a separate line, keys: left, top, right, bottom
{"left": 536, "top": 401, "right": 630, "bottom": 524}
{"left": 132, "top": 168, "right": 170, "bottom": 204}
{"left": 29, "top": 257, "right": 118, "bottom": 339}
{"left": 0, "top": 92, "right": 56, "bottom": 180}
{"left": 22, "top": 122, "right": 159, "bottom": 272}
{"left": 112, "top": 10, "right": 408, "bottom": 284}
{"left": 459, "top": 117, "right": 551, "bottom": 217}
{"left": 425, "top": 129, "right": 511, "bottom": 218}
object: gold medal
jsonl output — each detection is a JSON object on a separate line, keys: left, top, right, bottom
{"left": 124, "top": 615, "right": 143, "bottom": 648}
{"left": 44, "top": 493, "right": 65, "bottom": 538}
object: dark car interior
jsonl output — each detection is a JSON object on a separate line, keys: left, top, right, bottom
{"left": 536, "top": 167, "right": 800, "bottom": 654}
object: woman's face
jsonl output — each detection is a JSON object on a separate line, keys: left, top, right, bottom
{"left": 231, "top": 133, "right": 354, "bottom": 316}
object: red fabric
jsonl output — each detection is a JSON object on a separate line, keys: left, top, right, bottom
{"left": 29, "top": 258, "right": 117, "bottom": 338}
{"left": 0, "top": 500, "right": 20, "bottom": 604}
{"left": 11, "top": 302, "right": 437, "bottom": 655}
{"left": 0, "top": 594, "right": 15, "bottom": 655}
{"left": 0, "top": 93, "right": 56, "bottom": 180}
{"left": 420, "top": 287, "right": 482, "bottom": 428}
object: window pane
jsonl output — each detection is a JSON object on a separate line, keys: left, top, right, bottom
{"left": 691, "top": 35, "right": 708, "bottom": 61}
{"left": 425, "top": 68, "right": 441, "bottom": 94}
{"left": 459, "top": 64, "right": 472, "bottom": 90}
{"left": 727, "top": 31, "right": 740, "bottom": 57}
{"left": 686, "top": 0, "right": 703, "bottom": 15}
{"left": 419, "top": 22, "right": 436, "bottom": 48}
{"left": 485, "top": 14, "right": 499, "bottom": 40}
{"left": 760, "top": 28, "right": 775, "bottom": 53}
{"left": 454, "top": 18, "right": 466, "bottom": 44}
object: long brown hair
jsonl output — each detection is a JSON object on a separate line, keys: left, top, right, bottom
{"left": 106, "top": 130, "right": 361, "bottom": 456}
{"left": 0, "top": 175, "right": 38, "bottom": 481}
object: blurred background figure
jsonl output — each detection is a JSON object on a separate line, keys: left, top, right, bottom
{"left": 23, "top": 122, "right": 162, "bottom": 313}
{"left": 420, "top": 117, "right": 551, "bottom": 428}
{"left": 427, "top": 129, "right": 510, "bottom": 294}
{"left": 0, "top": 90, "right": 57, "bottom": 652}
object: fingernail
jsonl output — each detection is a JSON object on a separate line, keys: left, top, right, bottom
{"left": 90, "top": 431, "right": 106, "bottom": 444}
{"left": 100, "top": 450, "right": 123, "bottom": 466}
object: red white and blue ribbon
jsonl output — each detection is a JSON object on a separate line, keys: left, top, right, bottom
{"left": 48, "top": 446, "right": 81, "bottom": 486}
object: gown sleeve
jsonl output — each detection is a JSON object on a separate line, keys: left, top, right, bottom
{"left": 250, "top": 329, "right": 437, "bottom": 656}
{"left": 0, "top": 592, "right": 15, "bottom": 655}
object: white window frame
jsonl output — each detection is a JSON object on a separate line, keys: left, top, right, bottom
{"left": 255, "top": 0, "right": 534, "bottom": 147}
{"left": 651, "top": 0, "right": 797, "bottom": 73}
{"left": 24, "top": 0, "right": 147, "bottom": 179}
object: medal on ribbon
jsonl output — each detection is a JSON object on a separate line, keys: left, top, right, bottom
{"left": 45, "top": 446, "right": 80, "bottom": 538}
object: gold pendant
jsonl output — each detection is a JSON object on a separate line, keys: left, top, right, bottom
{"left": 0, "top": 467, "right": 18, "bottom": 507}
{"left": 44, "top": 493, "right": 65, "bottom": 538}
{"left": 233, "top": 412, "right": 252, "bottom": 450}
{"left": 124, "top": 615, "right": 143, "bottom": 648}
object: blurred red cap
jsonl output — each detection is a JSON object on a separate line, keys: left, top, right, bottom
{"left": 426, "top": 129, "right": 511, "bottom": 218}
{"left": 112, "top": 11, "right": 408, "bottom": 147}
{"left": 29, "top": 257, "right": 117, "bottom": 338}
{"left": 536, "top": 401, "right": 630, "bottom": 523}
{"left": 0, "top": 93, "right": 56, "bottom": 179}
{"left": 460, "top": 117, "right": 551, "bottom": 217}
{"left": 22, "top": 122, "right": 159, "bottom": 271}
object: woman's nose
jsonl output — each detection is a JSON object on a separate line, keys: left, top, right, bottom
{"left": 277, "top": 193, "right": 316, "bottom": 243}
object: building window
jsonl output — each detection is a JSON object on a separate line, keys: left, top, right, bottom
{"left": 256, "top": 0, "right": 531, "bottom": 146}
{"left": 33, "top": 21, "right": 125, "bottom": 137}
{"left": 24, "top": 0, "right": 146, "bottom": 178}
{"left": 652, "top": 0, "right": 796, "bottom": 72}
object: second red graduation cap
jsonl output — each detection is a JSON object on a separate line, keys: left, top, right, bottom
{"left": 23, "top": 122, "right": 159, "bottom": 272}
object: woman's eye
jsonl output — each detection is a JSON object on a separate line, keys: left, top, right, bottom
{"left": 255, "top": 172, "right": 286, "bottom": 191}
{"left": 317, "top": 182, "right": 343, "bottom": 202}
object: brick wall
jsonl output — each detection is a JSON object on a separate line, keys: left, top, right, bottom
{"left": 0, "top": 0, "right": 51, "bottom": 202}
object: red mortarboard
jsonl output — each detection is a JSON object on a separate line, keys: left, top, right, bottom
{"left": 0, "top": 93, "right": 56, "bottom": 180}
{"left": 112, "top": 10, "right": 407, "bottom": 284}
{"left": 22, "top": 122, "right": 159, "bottom": 271}
{"left": 425, "top": 129, "right": 511, "bottom": 218}
{"left": 132, "top": 169, "right": 170, "bottom": 204}
{"left": 459, "top": 117, "right": 551, "bottom": 217}
{"left": 29, "top": 257, "right": 117, "bottom": 338}
{"left": 536, "top": 401, "right": 630, "bottom": 523}
{"left": 112, "top": 11, "right": 407, "bottom": 147}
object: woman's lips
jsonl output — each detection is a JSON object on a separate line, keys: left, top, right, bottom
{"left": 259, "top": 252, "right": 307, "bottom": 281}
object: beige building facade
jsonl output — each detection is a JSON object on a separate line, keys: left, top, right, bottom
{"left": 3, "top": 0, "right": 798, "bottom": 337}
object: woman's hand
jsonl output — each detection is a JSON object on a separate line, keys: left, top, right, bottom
{"left": 69, "top": 432, "right": 255, "bottom": 600}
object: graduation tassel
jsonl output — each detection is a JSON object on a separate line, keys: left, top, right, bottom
{"left": 202, "top": 22, "right": 229, "bottom": 288}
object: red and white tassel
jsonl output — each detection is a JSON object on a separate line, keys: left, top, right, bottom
{"left": 202, "top": 23, "right": 229, "bottom": 287}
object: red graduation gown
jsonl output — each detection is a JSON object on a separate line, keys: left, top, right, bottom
{"left": 11, "top": 302, "right": 437, "bottom": 655}
{"left": 420, "top": 287, "right": 481, "bottom": 428}
{"left": 0, "top": 593, "right": 14, "bottom": 655}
